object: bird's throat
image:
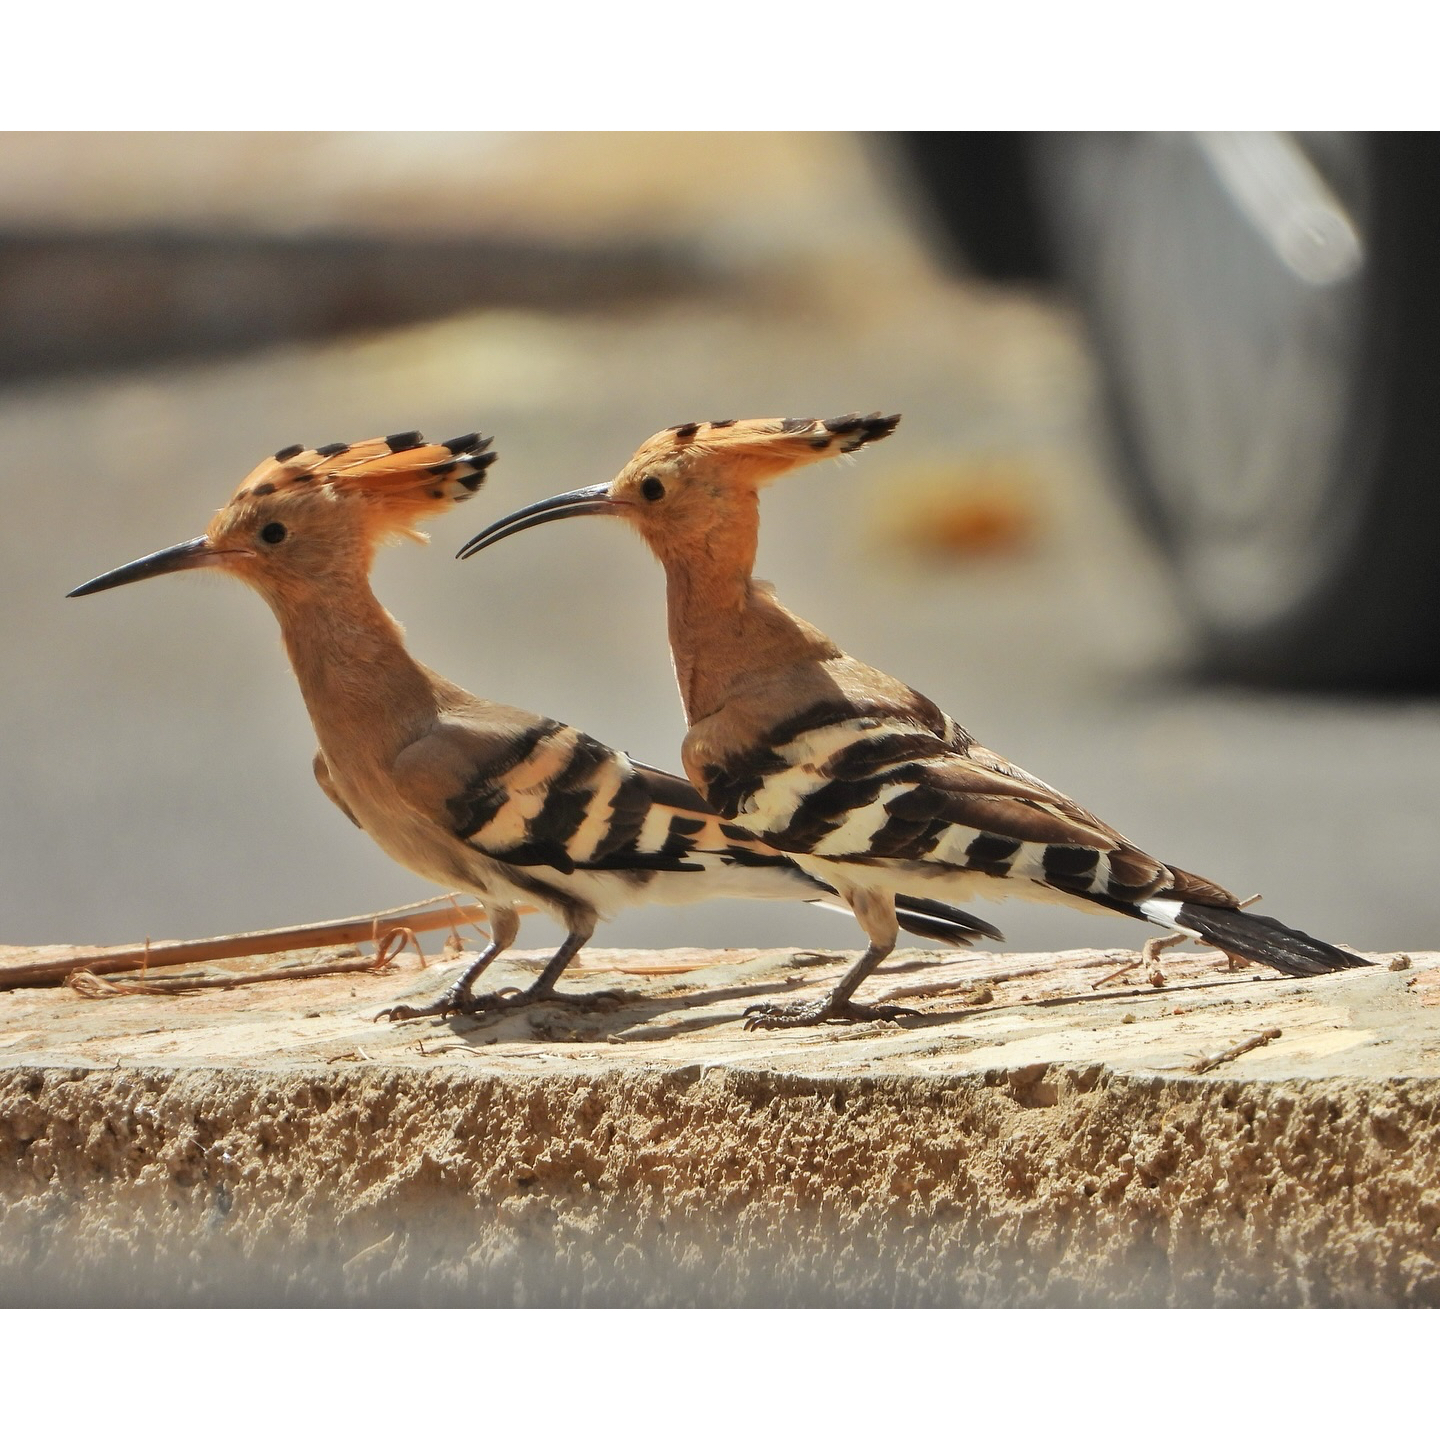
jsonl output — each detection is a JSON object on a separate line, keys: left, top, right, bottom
{"left": 663, "top": 560, "right": 839, "bottom": 724}
{"left": 268, "top": 581, "right": 439, "bottom": 764}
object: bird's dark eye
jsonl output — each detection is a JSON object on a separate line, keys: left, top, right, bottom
{"left": 260, "top": 522, "right": 288, "bottom": 545}
{"left": 640, "top": 476, "right": 665, "bottom": 502}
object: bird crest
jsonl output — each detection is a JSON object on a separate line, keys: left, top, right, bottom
{"left": 633, "top": 413, "right": 900, "bottom": 489}
{"left": 226, "top": 429, "right": 496, "bottom": 541}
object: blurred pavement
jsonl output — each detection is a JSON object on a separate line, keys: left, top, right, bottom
{"left": 3, "top": 134, "right": 1436, "bottom": 957}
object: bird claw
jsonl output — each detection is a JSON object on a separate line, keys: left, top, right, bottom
{"left": 374, "top": 988, "right": 470, "bottom": 1024}
{"left": 741, "top": 997, "right": 920, "bottom": 1031}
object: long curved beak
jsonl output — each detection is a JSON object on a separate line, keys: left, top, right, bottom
{"left": 67, "top": 535, "right": 237, "bottom": 597}
{"left": 456, "top": 483, "right": 621, "bottom": 560}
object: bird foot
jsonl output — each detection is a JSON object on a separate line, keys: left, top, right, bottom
{"left": 742, "top": 997, "right": 920, "bottom": 1031}
{"left": 374, "top": 984, "right": 475, "bottom": 1024}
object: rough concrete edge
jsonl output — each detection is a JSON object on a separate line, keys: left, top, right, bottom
{"left": 4, "top": 1053, "right": 1438, "bottom": 1306}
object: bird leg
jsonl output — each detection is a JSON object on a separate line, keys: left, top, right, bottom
{"left": 745, "top": 890, "right": 915, "bottom": 1030}
{"left": 375, "top": 905, "right": 520, "bottom": 1023}
{"left": 374, "top": 937, "right": 506, "bottom": 1022}
{"left": 460, "top": 923, "right": 620, "bottom": 1014}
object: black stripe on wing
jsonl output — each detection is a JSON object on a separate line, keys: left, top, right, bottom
{"left": 698, "top": 702, "right": 1177, "bottom": 908}
{"left": 593, "top": 765, "right": 799, "bottom": 875}
{"left": 473, "top": 732, "right": 646, "bottom": 873}
{"left": 629, "top": 761, "right": 708, "bottom": 812}
{"left": 444, "top": 719, "right": 566, "bottom": 837}
{"left": 452, "top": 732, "right": 801, "bottom": 877}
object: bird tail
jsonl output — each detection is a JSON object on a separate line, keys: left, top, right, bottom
{"left": 897, "top": 892, "right": 1005, "bottom": 947}
{"left": 1137, "top": 897, "right": 1369, "bottom": 978}
{"left": 811, "top": 893, "right": 1004, "bottom": 948}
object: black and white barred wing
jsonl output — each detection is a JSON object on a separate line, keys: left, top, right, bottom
{"left": 703, "top": 712, "right": 1365, "bottom": 975}
{"left": 703, "top": 714, "right": 1182, "bottom": 908}
{"left": 621, "top": 761, "right": 1003, "bottom": 942}
{"left": 394, "top": 715, "right": 812, "bottom": 886}
{"left": 900, "top": 745, "right": 1364, "bottom": 973}
{"left": 396, "top": 716, "right": 1001, "bottom": 940}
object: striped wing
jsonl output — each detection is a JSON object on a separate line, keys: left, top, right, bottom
{"left": 699, "top": 712, "right": 1239, "bottom": 911}
{"left": 403, "top": 715, "right": 804, "bottom": 878}
{"left": 393, "top": 710, "right": 1004, "bottom": 940}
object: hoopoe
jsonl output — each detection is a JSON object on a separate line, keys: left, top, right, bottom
{"left": 68, "top": 428, "right": 1000, "bottom": 1022}
{"left": 459, "top": 413, "right": 1371, "bottom": 1029}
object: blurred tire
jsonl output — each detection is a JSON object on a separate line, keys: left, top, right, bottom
{"left": 888, "top": 133, "right": 1053, "bottom": 283}
{"left": 895, "top": 131, "right": 1440, "bottom": 690}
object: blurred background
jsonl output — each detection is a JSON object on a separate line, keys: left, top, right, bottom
{"left": 3, "top": 132, "right": 1436, "bottom": 958}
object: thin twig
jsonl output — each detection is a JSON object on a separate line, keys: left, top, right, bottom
{"left": 1018, "top": 973, "right": 1275, "bottom": 1011}
{"left": 582, "top": 959, "right": 729, "bottom": 976}
{"left": 0, "top": 895, "right": 530, "bottom": 990}
{"left": 1092, "top": 958, "right": 1141, "bottom": 990}
{"left": 374, "top": 925, "right": 426, "bottom": 970}
{"left": 1190, "top": 1027, "right": 1283, "bottom": 1075}
{"left": 416, "top": 1037, "right": 484, "bottom": 1057}
{"left": 567, "top": 953, "right": 737, "bottom": 976}
{"left": 65, "top": 943, "right": 402, "bottom": 998}
{"left": 876, "top": 963, "right": 1052, "bottom": 1005}
{"left": 447, "top": 896, "right": 492, "bottom": 956}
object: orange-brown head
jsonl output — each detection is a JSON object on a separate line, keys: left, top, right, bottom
{"left": 456, "top": 414, "right": 899, "bottom": 571}
{"left": 69, "top": 430, "right": 496, "bottom": 603}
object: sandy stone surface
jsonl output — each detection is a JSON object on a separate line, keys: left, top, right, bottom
{"left": 3, "top": 941, "right": 1438, "bottom": 1305}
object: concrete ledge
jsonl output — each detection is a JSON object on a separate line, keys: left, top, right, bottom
{"left": 2, "top": 944, "right": 1437, "bottom": 1304}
